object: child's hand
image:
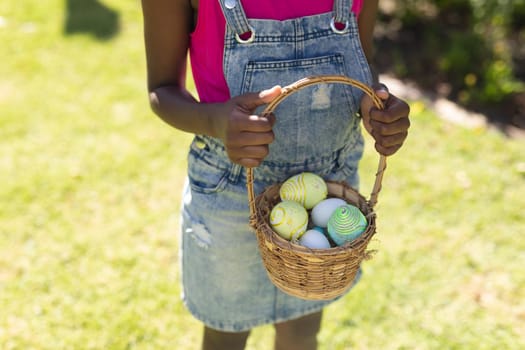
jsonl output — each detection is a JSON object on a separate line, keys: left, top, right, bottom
{"left": 217, "top": 86, "right": 282, "bottom": 168}
{"left": 360, "top": 84, "right": 411, "bottom": 156}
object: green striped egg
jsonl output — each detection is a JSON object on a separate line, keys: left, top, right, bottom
{"left": 279, "top": 172, "right": 327, "bottom": 209}
{"left": 270, "top": 200, "right": 308, "bottom": 240}
{"left": 326, "top": 204, "right": 367, "bottom": 246}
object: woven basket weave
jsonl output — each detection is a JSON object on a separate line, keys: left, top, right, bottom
{"left": 246, "top": 75, "right": 387, "bottom": 301}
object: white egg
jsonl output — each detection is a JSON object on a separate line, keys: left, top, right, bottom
{"left": 311, "top": 198, "right": 347, "bottom": 228}
{"left": 298, "top": 229, "right": 331, "bottom": 249}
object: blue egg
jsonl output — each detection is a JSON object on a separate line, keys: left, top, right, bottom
{"left": 299, "top": 229, "right": 331, "bottom": 249}
{"left": 312, "top": 226, "right": 326, "bottom": 234}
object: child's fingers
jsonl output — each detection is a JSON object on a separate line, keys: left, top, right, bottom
{"left": 374, "top": 131, "right": 409, "bottom": 148}
{"left": 229, "top": 144, "right": 271, "bottom": 167}
{"left": 373, "top": 83, "right": 389, "bottom": 101}
{"left": 370, "top": 97, "right": 410, "bottom": 124}
{"left": 227, "top": 107, "right": 276, "bottom": 135}
{"left": 241, "top": 113, "right": 276, "bottom": 132}
{"left": 235, "top": 130, "right": 275, "bottom": 147}
{"left": 370, "top": 116, "right": 411, "bottom": 136}
{"left": 374, "top": 142, "right": 403, "bottom": 156}
{"left": 259, "top": 85, "right": 282, "bottom": 101}
{"left": 236, "top": 85, "right": 282, "bottom": 111}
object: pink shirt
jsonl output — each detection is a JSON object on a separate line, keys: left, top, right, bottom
{"left": 189, "top": 0, "right": 363, "bottom": 103}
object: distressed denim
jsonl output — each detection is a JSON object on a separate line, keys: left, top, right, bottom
{"left": 181, "top": 0, "right": 372, "bottom": 332}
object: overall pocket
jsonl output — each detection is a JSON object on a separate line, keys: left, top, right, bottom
{"left": 241, "top": 54, "right": 357, "bottom": 113}
{"left": 187, "top": 139, "right": 233, "bottom": 194}
{"left": 241, "top": 54, "right": 361, "bottom": 163}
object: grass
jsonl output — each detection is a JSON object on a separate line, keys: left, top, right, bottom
{"left": 1, "top": 1, "right": 524, "bottom": 349}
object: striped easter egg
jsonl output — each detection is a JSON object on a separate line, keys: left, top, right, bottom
{"left": 326, "top": 204, "right": 368, "bottom": 246}
{"left": 279, "top": 172, "right": 327, "bottom": 209}
{"left": 270, "top": 200, "right": 309, "bottom": 240}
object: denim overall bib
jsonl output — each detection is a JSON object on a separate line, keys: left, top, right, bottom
{"left": 181, "top": 0, "right": 373, "bottom": 332}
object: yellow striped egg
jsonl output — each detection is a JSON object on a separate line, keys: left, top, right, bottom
{"left": 270, "top": 200, "right": 308, "bottom": 240}
{"left": 327, "top": 204, "right": 368, "bottom": 246}
{"left": 279, "top": 172, "right": 328, "bottom": 209}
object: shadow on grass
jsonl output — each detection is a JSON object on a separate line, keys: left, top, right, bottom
{"left": 63, "top": 0, "right": 120, "bottom": 40}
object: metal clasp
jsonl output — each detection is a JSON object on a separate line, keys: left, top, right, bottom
{"left": 235, "top": 25, "right": 255, "bottom": 44}
{"left": 330, "top": 17, "right": 349, "bottom": 34}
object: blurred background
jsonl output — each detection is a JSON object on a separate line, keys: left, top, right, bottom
{"left": 376, "top": 0, "right": 525, "bottom": 135}
{"left": 1, "top": 1, "right": 524, "bottom": 349}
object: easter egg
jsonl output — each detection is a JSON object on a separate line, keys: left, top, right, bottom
{"left": 299, "top": 229, "right": 331, "bottom": 249}
{"left": 326, "top": 204, "right": 368, "bottom": 246}
{"left": 311, "top": 198, "right": 347, "bottom": 228}
{"left": 312, "top": 226, "right": 326, "bottom": 234}
{"left": 270, "top": 200, "right": 308, "bottom": 240}
{"left": 279, "top": 172, "right": 328, "bottom": 209}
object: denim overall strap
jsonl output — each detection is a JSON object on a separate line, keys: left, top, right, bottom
{"left": 217, "top": 0, "right": 253, "bottom": 40}
{"left": 333, "top": 0, "right": 352, "bottom": 26}
{"left": 218, "top": 0, "right": 354, "bottom": 40}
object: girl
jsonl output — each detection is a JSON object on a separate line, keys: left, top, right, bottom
{"left": 140, "top": 0, "right": 410, "bottom": 349}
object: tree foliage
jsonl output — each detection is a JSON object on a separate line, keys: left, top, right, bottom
{"left": 376, "top": 0, "right": 525, "bottom": 122}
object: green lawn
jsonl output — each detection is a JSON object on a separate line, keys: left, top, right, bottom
{"left": 1, "top": 1, "right": 524, "bottom": 349}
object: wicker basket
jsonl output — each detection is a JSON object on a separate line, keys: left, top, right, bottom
{"left": 246, "top": 75, "right": 387, "bottom": 301}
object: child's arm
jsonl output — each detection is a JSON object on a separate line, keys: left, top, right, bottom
{"left": 358, "top": 0, "right": 411, "bottom": 156}
{"left": 140, "top": 0, "right": 280, "bottom": 167}
{"left": 358, "top": 0, "right": 380, "bottom": 82}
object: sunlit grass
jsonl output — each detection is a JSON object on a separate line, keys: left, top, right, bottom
{"left": 1, "top": 1, "right": 524, "bottom": 349}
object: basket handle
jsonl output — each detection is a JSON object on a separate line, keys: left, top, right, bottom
{"left": 246, "top": 75, "right": 387, "bottom": 225}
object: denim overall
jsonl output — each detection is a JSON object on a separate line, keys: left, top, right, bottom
{"left": 181, "top": 0, "right": 373, "bottom": 332}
